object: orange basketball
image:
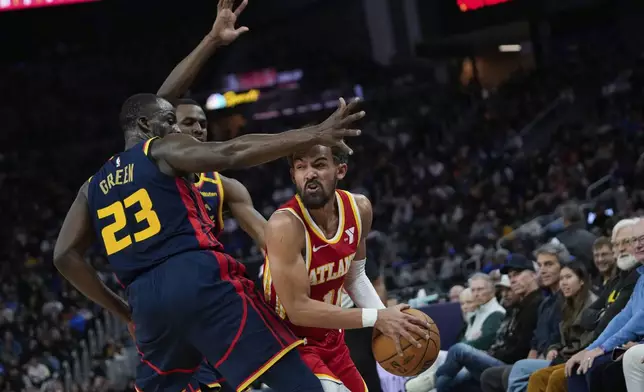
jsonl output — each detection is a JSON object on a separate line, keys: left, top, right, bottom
{"left": 372, "top": 309, "right": 440, "bottom": 377}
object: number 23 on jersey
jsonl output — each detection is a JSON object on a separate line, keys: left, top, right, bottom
{"left": 97, "top": 188, "right": 161, "bottom": 255}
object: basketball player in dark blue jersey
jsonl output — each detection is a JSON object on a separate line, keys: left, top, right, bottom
{"left": 53, "top": 92, "right": 364, "bottom": 392}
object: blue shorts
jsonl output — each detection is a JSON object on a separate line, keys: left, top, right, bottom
{"left": 128, "top": 251, "right": 303, "bottom": 392}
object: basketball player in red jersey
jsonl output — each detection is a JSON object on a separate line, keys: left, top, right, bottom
{"left": 263, "top": 145, "right": 430, "bottom": 392}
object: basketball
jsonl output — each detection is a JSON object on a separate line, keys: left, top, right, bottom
{"left": 372, "top": 309, "right": 440, "bottom": 377}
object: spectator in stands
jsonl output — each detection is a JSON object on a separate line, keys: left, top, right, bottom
{"left": 556, "top": 203, "right": 597, "bottom": 273}
{"left": 480, "top": 242, "right": 569, "bottom": 392}
{"left": 513, "top": 262, "right": 597, "bottom": 392}
{"left": 406, "top": 287, "right": 478, "bottom": 392}
{"left": 24, "top": 356, "right": 52, "bottom": 389}
{"left": 449, "top": 285, "right": 465, "bottom": 303}
{"left": 496, "top": 275, "right": 519, "bottom": 307}
{"left": 591, "top": 237, "right": 617, "bottom": 293}
{"left": 406, "top": 274, "right": 506, "bottom": 392}
{"left": 565, "top": 218, "right": 644, "bottom": 392}
{"left": 622, "top": 343, "right": 644, "bottom": 391}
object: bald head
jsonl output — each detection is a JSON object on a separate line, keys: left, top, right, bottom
{"left": 119, "top": 93, "right": 177, "bottom": 138}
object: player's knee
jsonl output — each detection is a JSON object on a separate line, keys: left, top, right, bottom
{"left": 319, "top": 379, "right": 352, "bottom": 392}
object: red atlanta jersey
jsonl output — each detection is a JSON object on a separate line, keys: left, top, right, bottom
{"left": 263, "top": 190, "right": 362, "bottom": 340}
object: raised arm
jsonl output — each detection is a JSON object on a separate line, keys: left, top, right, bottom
{"left": 220, "top": 175, "right": 266, "bottom": 248}
{"left": 344, "top": 194, "right": 386, "bottom": 309}
{"left": 266, "top": 211, "right": 429, "bottom": 355}
{"left": 157, "top": 0, "right": 249, "bottom": 101}
{"left": 151, "top": 98, "right": 364, "bottom": 175}
{"left": 53, "top": 183, "right": 131, "bottom": 323}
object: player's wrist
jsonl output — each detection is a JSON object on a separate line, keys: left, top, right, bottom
{"left": 361, "top": 308, "right": 378, "bottom": 328}
{"left": 204, "top": 33, "right": 225, "bottom": 47}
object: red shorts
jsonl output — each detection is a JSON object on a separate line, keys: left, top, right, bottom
{"left": 298, "top": 330, "right": 367, "bottom": 392}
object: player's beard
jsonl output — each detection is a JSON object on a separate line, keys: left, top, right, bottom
{"left": 296, "top": 179, "right": 336, "bottom": 210}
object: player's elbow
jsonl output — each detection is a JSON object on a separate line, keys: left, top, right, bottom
{"left": 53, "top": 248, "right": 72, "bottom": 272}
{"left": 284, "top": 298, "right": 314, "bottom": 327}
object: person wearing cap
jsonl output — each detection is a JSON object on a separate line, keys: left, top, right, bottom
{"left": 492, "top": 255, "right": 543, "bottom": 362}
{"left": 496, "top": 275, "right": 519, "bottom": 308}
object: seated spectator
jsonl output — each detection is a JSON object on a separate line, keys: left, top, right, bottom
{"left": 405, "top": 287, "right": 478, "bottom": 392}
{"left": 449, "top": 285, "right": 465, "bottom": 303}
{"left": 480, "top": 242, "right": 568, "bottom": 392}
{"left": 496, "top": 275, "right": 519, "bottom": 308}
{"left": 23, "top": 356, "right": 52, "bottom": 389}
{"left": 406, "top": 274, "right": 507, "bottom": 392}
{"left": 622, "top": 343, "right": 644, "bottom": 392}
{"left": 591, "top": 237, "right": 617, "bottom": 293}
{"left": 556, "top": 203, "right": 597, "bottom": 273}
{"left": 565, "top": 218, "right": 644, "bottom": 392}
{"left": 512, "top": 262, "right": 597, "bottom": 392}
{"left": 417, "top": 256, "right": 540, "bottom": 392}
{"left": 581, "top": 220, "right": 640, "bottom": 343}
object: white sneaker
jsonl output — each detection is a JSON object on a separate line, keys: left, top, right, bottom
{"left": 405, "top": 365, "right": 437, "bottom": 392}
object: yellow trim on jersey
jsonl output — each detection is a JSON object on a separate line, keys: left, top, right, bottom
{"left": 295, "top": 191, "right": 345, "bottom": 244}
{"left": 214, "top": 172, "right": 225, "bottom": 229}
{"left": 362, "top": 376, "right": 369, "bottom": 392}
{"left": 143, "top": 137, "right": 158, "bottom": 155}
{"left": 343, "top": 190, "right": 363, "bottom": 243}
{"left": 315, "top": 373, "right": 343, "bottom": 384}
{"left": 265, "top": 208, "right": 311, "bottom": 320}
{"left": 263, "top": 260, "right": 272, "bottom": 301}
{"left": 236, "top": 339, "right": 304, "bottom": 392}
{"left": 262, "top": 260, "right": 287, "bottom": 319}
{"left": 195, "top": 173, "right": 206, "bottom": 188}
{"left": 88, "top": 176, "right": 93, "bottom": 183}
{"left": 207, "top": 381, "right": 222, "bottom": 389}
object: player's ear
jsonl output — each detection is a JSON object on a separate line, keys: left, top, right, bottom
{"left": 336, "top": 163, "right": 348, "bottom": 180}
{"left": 290, "top": 168, "right": 295, "bottom": 184}
{"left": 136, "top": 116, "right": 152, "bottom": 133}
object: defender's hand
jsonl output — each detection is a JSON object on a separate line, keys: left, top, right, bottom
{"left": 209, "top": 0, "right": 249, "bottom": 45}
{"left": 312, "top": 98, "right": 365, "bottom": 155}
{"left": 374, "top": 304, "right": 430, "bottom": 357}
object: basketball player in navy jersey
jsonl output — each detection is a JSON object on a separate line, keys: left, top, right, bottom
{"left": 53, "top": 92, "right": 364, "bottom": 392}
{"left": 151, "top": 2, "right": 270, "bottom": 387}
{"left": 173, "top": 97, "right": 268, "bottom": 392}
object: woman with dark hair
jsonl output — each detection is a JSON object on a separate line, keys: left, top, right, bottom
{"left": 507, "top": 262, "right": 597, "bottom": 392}
{"left": 524, "top": 262, "right": 598, "bottom": 392}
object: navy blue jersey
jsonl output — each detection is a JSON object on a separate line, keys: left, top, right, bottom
{"left": 195, "top": 171, "right": 225, "bottom": 237}
{"left": 87, "top": 137, "right": 223, "bottom": 286}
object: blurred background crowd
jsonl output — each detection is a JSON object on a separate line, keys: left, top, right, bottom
{"left": 3, "top": 0, "right": 644, "bottom": 391}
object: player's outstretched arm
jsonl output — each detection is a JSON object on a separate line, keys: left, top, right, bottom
{"left": 151, "top": 98, "right": 364, "bottom": 174}
{"left": 220, "top": 175, "right": 267, "bottom": 249}
{"left": 53, "top": 183, "right": 131, "bottom": 324}
{"left": 157, "top": 0, "right": 249, "bottom": 101}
